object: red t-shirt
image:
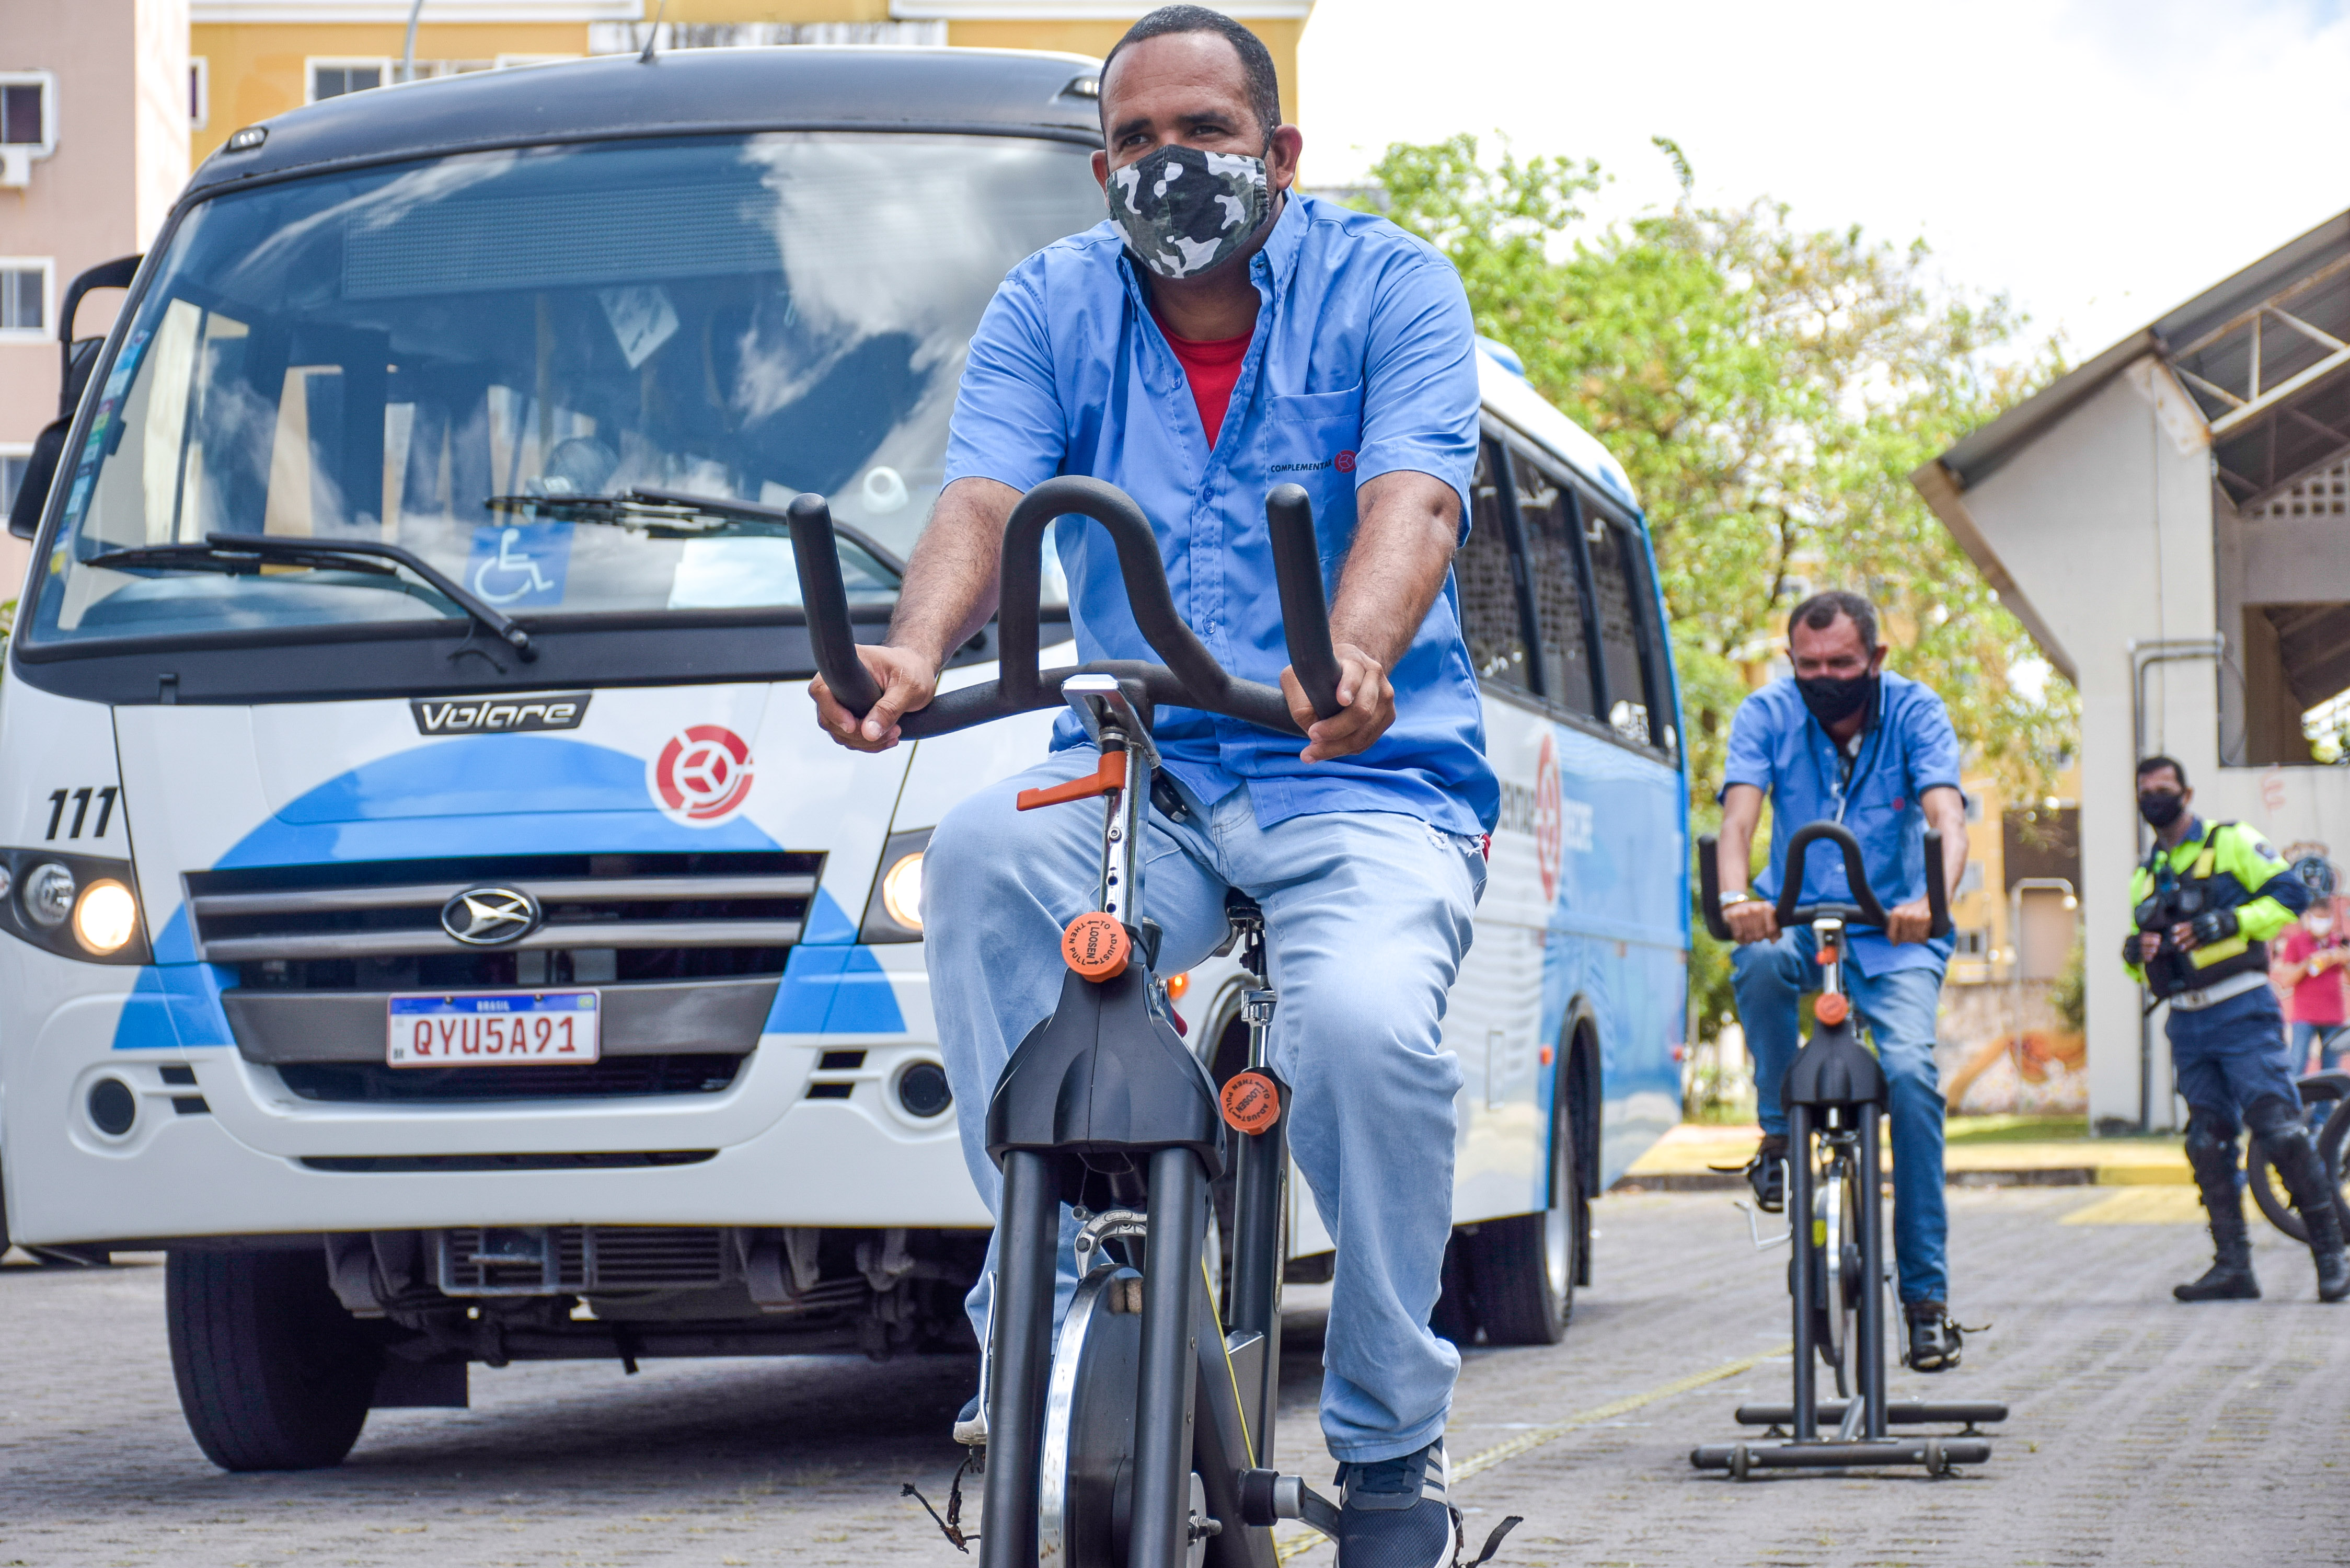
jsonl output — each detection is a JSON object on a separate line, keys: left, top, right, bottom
{"left": 2278, "top": 918, "right": 2350, "bottom": 1025}
{"left": 1156, "top": 316, "right": 1252, "bottom": 448}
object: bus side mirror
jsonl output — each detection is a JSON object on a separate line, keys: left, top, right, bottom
{"left": 9, "top": 417, "right": 67, "bottom": 540}
{"left": 61, "top": 337, "right": 102, "bottom": 419}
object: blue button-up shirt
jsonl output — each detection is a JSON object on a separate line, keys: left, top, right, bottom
{"left": 942, "top": 193, "right": 1497, "bottom": 836}
{"left": 1720, "top": 671, "right": 1964, "bottom": 975}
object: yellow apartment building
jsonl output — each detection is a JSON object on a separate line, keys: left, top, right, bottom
{"left": 190, "top": 2, "right": 1312, "bottom": 165}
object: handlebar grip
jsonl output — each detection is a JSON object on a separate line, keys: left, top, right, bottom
{"left": 786, "top": 494, "right": 884, "bottom": 718}
{"left": 1923, "top": 829, "right": 1953, "bottom": 940}
{"left": 1696, "top": 834, "right": 1733, "bottom": 941}
{"left": 1266, "top": 484, "right": 1342, "bottom": 723}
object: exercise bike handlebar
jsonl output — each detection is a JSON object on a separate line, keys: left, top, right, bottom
{"left": 1696, "top": 821, "right": 1952, "bottom": 943}
{"left": 787, "top": 475, "right": 1343, "bottom": 741}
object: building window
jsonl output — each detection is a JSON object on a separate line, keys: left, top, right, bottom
{"left": 1953, "top": 928, "right": 1988, "bottom": 958}
{"left": 0, "top": 259, "right": 51, "bottom": 338}
{"left": 307, "top": 61, "right": 388, "bottom": 103}
{"left": 1, "top": 447, "right": 30, "bottom": 516}
{"left": 1956, "top": 862, "right": 1984, "bottom": 896}
{"left": 0, "top": 71, "right": 57, "bottom": 155}
{"left": 191, "top": 58, "right": 209, "bottom": 130}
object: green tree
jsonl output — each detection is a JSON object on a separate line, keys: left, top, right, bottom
{"left": 1362, "top": 135, "right": 2079, "bottom": 1040}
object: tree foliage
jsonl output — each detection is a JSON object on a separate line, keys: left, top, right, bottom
{"left": 1363, "top": 135, "right": 2079, "bottom": 1036}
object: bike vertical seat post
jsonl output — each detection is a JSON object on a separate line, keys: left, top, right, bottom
{"left": 1131, "top": 1145, "right": 1207, "bottom": 1568}
{"left": 1226, "top": 909, "right": 1286, "bottom": 1454}
{"left": 1788, "top": 1101, "right": 1818, "bottom": 1442}
{"left": 1858, "top": 1106, "right": 1888, "bottom": 1439}
{"left": 978, "top": 1148, "right": 1062, "bottom": 1568}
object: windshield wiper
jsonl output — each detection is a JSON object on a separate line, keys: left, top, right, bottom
{"left": 84, "top": 532, "right": 536, "bottom": 660}
{"left": 486, "top": 489, "right": 907, "bottom": 579}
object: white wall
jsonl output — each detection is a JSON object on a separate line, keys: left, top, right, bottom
{"left": 1950, "top": 358, "right": 2350, "bottom": 1127}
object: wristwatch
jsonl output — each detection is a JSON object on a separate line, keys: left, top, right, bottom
{"left": 1719, "top": 889, "right": 1757, "bottom": 909}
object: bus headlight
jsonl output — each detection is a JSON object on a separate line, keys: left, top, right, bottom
{"left": 24, "top": 862, "right": 75, "bottom": 928}
{"left": 73, "top": 880, "right": 139, "bottom": 955}
{"left": 859, "top": 828, "right": 934, "bottom": 943}
{"left": 881, "top": 852, "right": 925, "bottom": 931}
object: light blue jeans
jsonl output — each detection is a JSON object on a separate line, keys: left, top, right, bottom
{"left": 1732, "top": 929, "right": 1950, "bottom": 1306}
{"left": 923, "top": 750, "right": 1487, "bottom": 1462}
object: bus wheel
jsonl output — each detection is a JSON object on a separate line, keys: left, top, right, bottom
{"left": 1464, "top": 1110, "right": 1579, "bottom": 1346}
{"left": 1428, "top": 1228, "right": 1479, "bottom": 1345}
{"left": 167, "top": 1250, "right": 382, "bottom": 1471}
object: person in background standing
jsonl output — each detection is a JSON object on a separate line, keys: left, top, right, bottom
{"left": 2273, "top": 856, "right": 2348, "bottom": 1074}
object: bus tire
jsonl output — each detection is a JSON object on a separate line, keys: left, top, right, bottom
{"left": 167, "top": 1250, "right": 382, "bottom": 1471}
{"left": 1462, "top": 1110, "right": 1579, "bottom": 1346}
{"left": 1429, "top": 1228, "right": 1479, "bottom": 1344}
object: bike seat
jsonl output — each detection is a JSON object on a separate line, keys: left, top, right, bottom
{"left": 2300, "top": 1071, "right": 2350, "bottom": 1104}
{"left": 1209, "top": 889, "right": 1264, "bottom": 958}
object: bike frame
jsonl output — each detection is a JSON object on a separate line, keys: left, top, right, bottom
{"left": 791, "top": 475, "right": 1345, "bottom": 1566}
{"left": 1692, "top": 822, "right": 2001, "bottom": 1476}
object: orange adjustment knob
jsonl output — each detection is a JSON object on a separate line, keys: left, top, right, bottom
{"left": 1062, "top": 911, "right": 1131, "bottom": 981}
{"left": 1815, "top": 993, "right": 1850, "bottom": 1027}
{"left": 1221, "top": 1070, "right": 1281, "bottom": 1135}
{"left": 1017, "top": 750, "right": 1127, "bottom": 812}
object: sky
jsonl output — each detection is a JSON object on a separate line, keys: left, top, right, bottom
{"left": 1297, "top": 0, "right": 2350, "bottom": 360}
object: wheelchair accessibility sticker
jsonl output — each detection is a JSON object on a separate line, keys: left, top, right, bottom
{"left": 466, "top": 523, "right": 574, "bottom": 607}
{"left": 651, "top": 724, "right": 755, "bottom": 824}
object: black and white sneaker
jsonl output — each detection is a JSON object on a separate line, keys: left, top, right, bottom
{"left": 1334, "top": 1439, "right": 1453, "bottom": 1568}
{"left": 953, "top": 1392, "right": 986, "bottom": 1447}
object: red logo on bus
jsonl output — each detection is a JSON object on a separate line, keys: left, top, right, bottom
{"left": 653, "top": 725, "right": 755, "bottom": 822}
{"left": 1534, "top": 732, "right": 1564, "bottom": 904}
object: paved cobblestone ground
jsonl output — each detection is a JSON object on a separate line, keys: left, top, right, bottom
{"left": 0, "top": 1187, "right": 2339, "bottom": 1566}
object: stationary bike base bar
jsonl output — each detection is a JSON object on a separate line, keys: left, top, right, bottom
{"left": 1690, "top": 1438, "right": 1992, "bottom": 1471}
{"left": 1734, "top": 1402, "right": 2009, "bottom": 1427}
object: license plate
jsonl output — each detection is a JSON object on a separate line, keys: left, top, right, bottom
{"left": 386, "top": 990, "right": 601, "bottom": 1067}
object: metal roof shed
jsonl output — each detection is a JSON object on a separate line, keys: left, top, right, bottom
{"left": 1913, "top": 212, "right": 2350, "bottom": 1131}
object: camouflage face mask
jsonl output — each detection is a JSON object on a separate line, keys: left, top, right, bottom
{"left": 1105, "top": 144, "right": 1271, "bottom": 281}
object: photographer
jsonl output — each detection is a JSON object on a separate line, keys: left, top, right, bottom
{"left": 2125, "top": 756, "right": 2344, "bottom": 1302}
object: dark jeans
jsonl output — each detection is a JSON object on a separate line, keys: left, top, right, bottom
{"left": 2168, "top": 985, "right": 2300, "bottom": 1136}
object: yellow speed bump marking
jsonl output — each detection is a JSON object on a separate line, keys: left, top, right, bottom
{"left": 1272, "top": 1345, "right": 1791, "bottom": 1561}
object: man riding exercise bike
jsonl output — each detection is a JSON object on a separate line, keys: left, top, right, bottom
{"left": 810, "top": 10, "right": 1494, "bottom": 1564}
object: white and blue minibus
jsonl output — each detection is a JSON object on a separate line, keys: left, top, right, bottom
{"left": 0, "top": 45, "right": 1685, "bottom": 1468}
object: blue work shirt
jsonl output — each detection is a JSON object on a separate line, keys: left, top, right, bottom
{"left": 942, "top": 192, "right": 1497, "bottom": 836}
{"left": 1720, "top": 671, "right": 1964, "bottom": 975}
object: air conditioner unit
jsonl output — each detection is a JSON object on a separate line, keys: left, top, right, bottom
{"left": 0, "top": 146, "right": 30, "bottom": 189}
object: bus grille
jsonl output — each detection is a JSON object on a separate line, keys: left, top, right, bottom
{"left": 185, "top": 851, "right": 822, "bottom": 991}
{"left": 437, "top": 1225, "right": 732, "bottom": 1294}
{"left": 278, "top": 1054, "right": 745, "bottom": 1102}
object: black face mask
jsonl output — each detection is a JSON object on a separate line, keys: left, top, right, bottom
{"left": 2138, "top": 791, "right": 2186, "bottom": 830}
{"left": 1798, "top": 672, "right": 1876, "bottom": 728}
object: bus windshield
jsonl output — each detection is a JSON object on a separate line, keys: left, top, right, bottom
{"left": 30, "top": 131, "right": 1102, "bottom": 647}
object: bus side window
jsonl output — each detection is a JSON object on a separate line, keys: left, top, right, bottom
{"left": 1508, "top": 448, "right": 1600, "bottom": 720}
{"left": 1457, "top": 439, "right": 1534, "bottom": 693}
{"left": 1586, "top": 514, "right": 1663, "bottom": 750}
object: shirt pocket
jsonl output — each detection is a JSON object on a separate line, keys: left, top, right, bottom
{"left": 1257, "top": 385, "right": 1366, "bottom": 532}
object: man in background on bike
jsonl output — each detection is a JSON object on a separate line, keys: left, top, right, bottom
{"left": 809, "top": 8, "right": 1492, "bottom": 1563}
{"left": 2124, "top": 757, "right": 2344, "bottom": 1301}
{"left": 1713, "top": 591, "right": 1972, "bottom": 1371}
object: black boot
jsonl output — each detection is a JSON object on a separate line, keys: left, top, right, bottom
{"left": 2253, "top": 1104, "right": 2350, "bottom": 1303}
{"left": 2176, "top": 1118, "right": 2259, "bottom": 1302}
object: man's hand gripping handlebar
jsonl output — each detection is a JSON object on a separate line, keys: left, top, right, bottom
{"left": 787, "top": 475, "right": 1343, "bottom": 744}
{"left": 1696, "top": 821, "right": 1952, "bottom": 946}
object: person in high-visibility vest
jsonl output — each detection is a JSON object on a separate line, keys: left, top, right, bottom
{"left": 2125, "top": 754, "right": 2343, "bottom": 1302}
